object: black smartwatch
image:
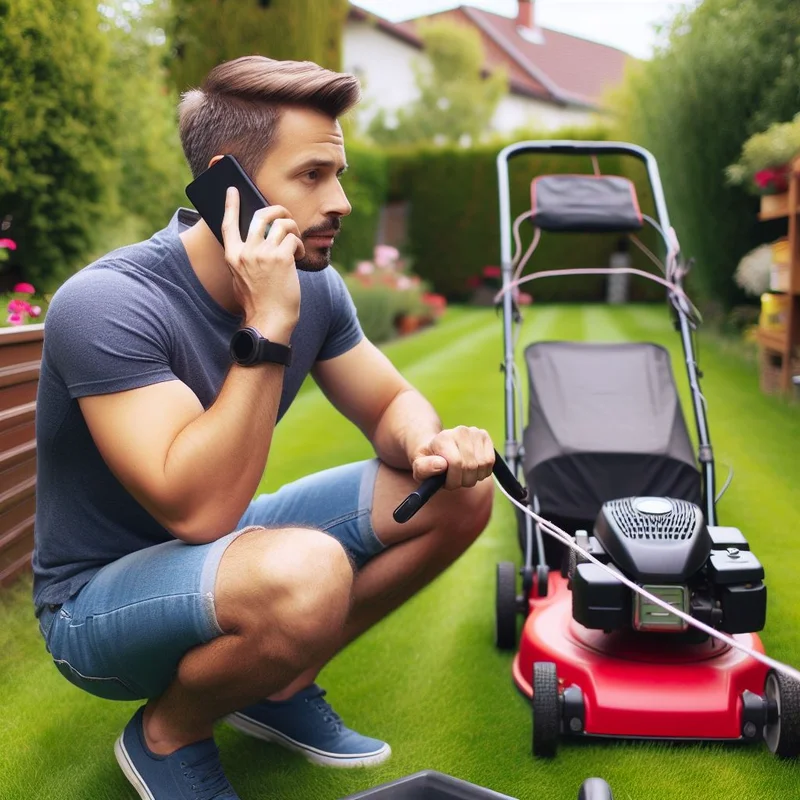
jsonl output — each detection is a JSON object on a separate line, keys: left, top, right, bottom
{"left": 229, "top": 327, "right": 292, "bottom": 367}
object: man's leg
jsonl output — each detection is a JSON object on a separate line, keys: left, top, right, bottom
{"left": 142, "top": 526, "right": 355, "bottom": 755}
{"left": 216, "top": 458, "right": 493, "bottom": 766}
{"left": 261, "top": 462, "right": 495, "bottom": 699}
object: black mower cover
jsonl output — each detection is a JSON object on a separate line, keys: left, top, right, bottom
{"left": 531, "top": 175, "right": 643, "bottom": 233}
{"left": 522, "top": 341, "right": 702, "bottom": 522}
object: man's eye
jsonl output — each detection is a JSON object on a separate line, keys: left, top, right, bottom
{"left": 306, "top": 170, "right": 318, "bottom": 181}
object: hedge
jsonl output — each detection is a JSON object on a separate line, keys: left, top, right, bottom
{"left": 333, "top": 141, "right": 389, "bottom": 273}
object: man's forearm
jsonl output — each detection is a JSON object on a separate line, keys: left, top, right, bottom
{"left": 370, "top": 388, "right": 442, "bottom": 470}
{"left": 163, "top": 362, "right": 285, "bottom": 542}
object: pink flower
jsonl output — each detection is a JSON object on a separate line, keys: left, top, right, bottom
{"left": 13, "top": 282, "right": 35, "bottom": 294}
{"left": 355, "top": 260, "right": 374, "bottom": 275}
{"left": 482, "top": 266, "right": 501, "bottom": 279}
{"left": 0, "top": 238, "right": 16, "bottom": 250}
{"left": 30, "top": 306, "right": 41, "bottom": 317}
{"left": 6, "top": 312, "right": 23, "bottom": 326}
{"left": 374, "top": 245, "right": 399, "bottom": 269}
{"left": 7, "top": 299, "right": 32, "bottom": 314}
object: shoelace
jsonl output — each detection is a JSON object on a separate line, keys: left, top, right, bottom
{"left": 180, "top": 751, "right": 236, "bottom": 800}
{"left": 306, "top": 688, "right": 344, "bottom": 732}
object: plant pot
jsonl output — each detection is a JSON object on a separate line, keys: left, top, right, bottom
{"left": 760, "top": 192, "right": 789, "bottom": 218}
{"left": 396, "top": 314, "right": 420, "bottom": 336}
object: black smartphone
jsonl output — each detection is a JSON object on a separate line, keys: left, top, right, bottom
{"left": 185, "top": 155, "right": 269, "bottom": 247}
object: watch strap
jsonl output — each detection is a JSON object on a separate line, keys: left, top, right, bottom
{"left": 253, "top": 336, "right": 292, "bottom": 367}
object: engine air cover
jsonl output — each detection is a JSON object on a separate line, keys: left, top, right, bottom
{"left": 594, "top": 497, "right": 711, "bottom": 582}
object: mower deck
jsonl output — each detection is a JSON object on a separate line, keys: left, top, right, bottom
{"left": 513, "top": 573, "right": 769, "bottom": 740}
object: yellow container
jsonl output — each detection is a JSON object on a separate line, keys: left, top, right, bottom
{"left": 760, "top": 292, "right": 789, "bottom": 330}
{"left": 772, "top": 238, "right": 790, "bottom": 264}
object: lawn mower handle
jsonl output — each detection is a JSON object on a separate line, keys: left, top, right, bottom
{"left": 393, "top": 449, "right": 527, "bottom": 523}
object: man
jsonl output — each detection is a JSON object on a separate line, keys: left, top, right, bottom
{"left": 32, "top": 56, "right": 495, "bottom": 800}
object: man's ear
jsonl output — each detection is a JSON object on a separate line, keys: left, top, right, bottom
{"left": 208, "top": 154, "right": 224, "bottom": 169}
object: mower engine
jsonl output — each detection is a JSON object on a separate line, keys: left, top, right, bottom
{"left": 571, "top": 497, "right": 767, "bottom": 636}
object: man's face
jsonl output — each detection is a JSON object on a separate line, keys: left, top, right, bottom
{"left": 253, "top": 107, "right": 352, "bottom": 271}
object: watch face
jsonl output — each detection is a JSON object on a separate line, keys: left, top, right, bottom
{"left": 231, "top": 329, "right": 257, "bottom": 363}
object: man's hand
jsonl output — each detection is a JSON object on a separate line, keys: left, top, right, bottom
{"left": 410, "top": 426, "right": 495, "bottom": 490}
{"left": 221, "top": 187, "right": 305, "bottom": 342}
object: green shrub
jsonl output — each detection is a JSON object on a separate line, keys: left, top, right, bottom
{"left": 0, "top": 1, "right": 191, "bottom": 290}
{"left": 0, "top": 0, "right": 119, "bottom": 291}
{"left": 610, "top": 0, "right": 800, "bottom": 309}
{"left": 167, "top": 0, "right": 349, "bottom": 93}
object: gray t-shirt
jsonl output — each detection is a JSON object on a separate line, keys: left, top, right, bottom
{"left": 32, "top": 208, "right": 363, "bottom": 613}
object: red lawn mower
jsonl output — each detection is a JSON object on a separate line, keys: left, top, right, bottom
{"left": 484, "top": 141, "right": 800, "bottom": 760}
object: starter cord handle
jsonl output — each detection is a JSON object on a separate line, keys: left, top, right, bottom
{"left": 393, "top": 449, "right": 526, "bottom": 523}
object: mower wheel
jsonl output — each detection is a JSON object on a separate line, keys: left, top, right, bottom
{"left": 532, "top": 661, "right": 560, "bottom": 758}
{"left": 535, "top": 564, "right": 550, "bottom": 597}
{"left": 495, "top": 562, "right": 518, "bottom": 650}
{"left": 764, "top": 670, "right": 800, "bottom": 758}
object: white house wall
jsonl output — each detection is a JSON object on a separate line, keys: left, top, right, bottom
{"left": 344, "top": 21, "right": 600, "bottom": 137}
{"left": 343, "top": 22, "right": 421, "bottom": 131}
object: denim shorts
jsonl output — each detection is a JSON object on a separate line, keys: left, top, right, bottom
{"left": 37, "top": 459, "right": 384, "bottom": 702}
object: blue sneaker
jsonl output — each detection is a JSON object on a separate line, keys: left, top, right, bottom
{"left": 115, "top": 707, "right": 240, "bottom": 799}
{"left": 225, "top": 684, "right": 391, "bottom": 768}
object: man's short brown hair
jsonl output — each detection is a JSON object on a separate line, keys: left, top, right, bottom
{"left": 178, "top": 56, "right": 361, "bottom": 178}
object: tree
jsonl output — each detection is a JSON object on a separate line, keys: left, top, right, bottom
{"left": 367, "top": 19, "right": 507, "bottom": 147}
{"left": 611, "top": 0, "right": 800, "bottom": 309}
{"left": 100, "top": 0, "right": 191, "bottom": 239}
{"left": 166, "top": 0, "right": 350, "bottom": 94}
{"left": 0, "top": 0, "right": 119, "bottom": 289}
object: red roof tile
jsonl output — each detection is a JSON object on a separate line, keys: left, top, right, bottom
{"left": 467, "top": 6, "right": 631, "bottom": 107}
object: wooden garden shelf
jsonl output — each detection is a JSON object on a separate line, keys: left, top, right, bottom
{"left": 756, "top": 328, "right": 788, "bottom": 354}
{"left": 756, "top": 157, "right": 800, "bottom": 396}
{"left": 758, "top": 203, "right": 800, "bottom": 222}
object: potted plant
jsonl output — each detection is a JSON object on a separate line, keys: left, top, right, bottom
{"left": 726, "top": 113, "right": 800, "bottom": 216}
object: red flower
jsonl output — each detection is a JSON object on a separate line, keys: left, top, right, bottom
{"left": 466, "top": 276, "right": 481, "bottom": 289}
{"left": 0, "top": 238, "right": 16, "bottom": 250}
{"left": 482, "top": 266, "right": 501, "bottom": 279}
{"left": 754, "top": 167, "right": 789, "bottom": 193}
{"left": 13, "top": 282, "right": 35, "bottom": 294}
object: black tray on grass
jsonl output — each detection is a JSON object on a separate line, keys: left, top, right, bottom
{"left": 341, "top": 772, "right": 615, "bottom": 800}
{"left": 341, "top": 771, "right": 516, "bottom": 799}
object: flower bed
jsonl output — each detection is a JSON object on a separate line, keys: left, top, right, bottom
{"left": 341, "top": 246, "right": 446, "bottom": 343}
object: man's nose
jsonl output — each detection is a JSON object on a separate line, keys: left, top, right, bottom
{"left": 325, "top": 180, "right": 352, "bottom": 219}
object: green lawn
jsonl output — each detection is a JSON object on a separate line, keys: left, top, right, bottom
{"left": 1, "top": 305, "right": 799, "bottom": 800}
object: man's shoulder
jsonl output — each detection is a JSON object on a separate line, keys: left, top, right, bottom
{"left": 51, "top": 235, "right": 173, "bottom": 307}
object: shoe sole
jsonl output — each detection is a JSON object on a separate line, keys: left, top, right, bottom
{"left": 224, "top": 713, "right": 391, "bottom": 768}
{"left": 114, "top": 735, "right": 156, "bottom": 800}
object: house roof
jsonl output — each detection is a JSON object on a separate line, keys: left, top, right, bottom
{"left": 347, "top": 3, "right": 631, "bottom": 110}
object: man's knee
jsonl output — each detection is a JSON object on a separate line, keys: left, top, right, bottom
{"left": 439, "top": 477, "right": 494, "bottom": 540}
{"left": 215, "top": 527, "right": 354, "bottom": 663}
